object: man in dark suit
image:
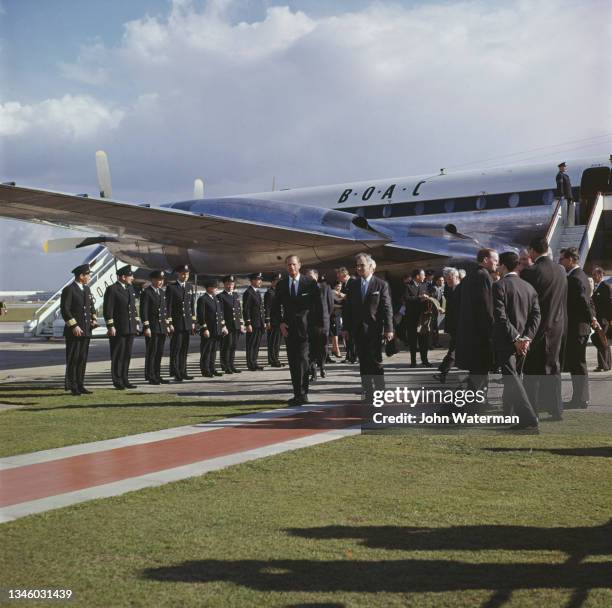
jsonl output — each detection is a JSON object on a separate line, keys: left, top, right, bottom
{"left": 60, "top": 263, "right": 98, "bottom": 395}
{"left": 140, "top": 270, "right": 170, "bottom": 385}
{"left": 434, "top": 267, "right": 462, "bottom": 383}
{"left": 336, "top": 266, "right": 357, "bottom": 363}
{"left": 400, "top": 269, "right": 430, "bottom": 367}
{"left": 342, "top": 253, "right": 394, "bottom": 401}
{"left": 559, "top": 247, "right": 595, "bottom": 408}
{"left": 264, "top": 273, "right": 283, "bottom": 368}
{"left": 493, "top": 252, "right": 541, "bottom": 430}
{"left": 591, "top": 267, "right": 611, "bottom": 371}
{"left": 522, "top": 237, "right": 567, "bottom": 420}
{"left": 305, "top": 269, "right": 335, "bottom": 380}
{"left": 243, "top": 272, "right": 265, "bottom": 371}
{"left": 218, "top": 275, "right": 244, "bottom": 374}
{"left": 166, "top": 264, "right": 196, "bottom": 381}
{"left": 456, "top": 248, "right": 499, "bottom": 398}
{"left": 103, "top": 265, "right": 140, "bottom": 389}
{"left": 197, "top": 278, "right": 228, "bottom": 377}
{"left": 272, "top": 255, "right": 319, "bottom": 405}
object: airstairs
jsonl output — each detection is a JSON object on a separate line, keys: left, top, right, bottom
{"left": 546, "top": 193, "right": 607, "bottom": 263}
{"left": 23, "top": 247, "right": 137, "bottom": 338}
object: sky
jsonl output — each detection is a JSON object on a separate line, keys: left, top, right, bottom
{"left": 0, "top": 0, "right": 611, "bottom": 289}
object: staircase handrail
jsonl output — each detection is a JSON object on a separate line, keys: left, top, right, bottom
{"left": 579, "top": 193, "right": 604, "bottom": 263}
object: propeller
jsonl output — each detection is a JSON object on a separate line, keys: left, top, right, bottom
{"left": 43, "top": 236, "right": 117, "bottom": 253}
{"left": 95, "top": 150, "right": 113, "bottom": 198}
{"left": 194, "top": 178, "right": 204, "bottom": 199}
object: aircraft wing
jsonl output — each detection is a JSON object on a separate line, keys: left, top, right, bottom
{"left": 0, "top": 184, "right": 390, "bottom": 261}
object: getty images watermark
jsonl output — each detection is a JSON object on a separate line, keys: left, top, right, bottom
{"left": 362, "top": 382, "right": 520, "bottom": 433}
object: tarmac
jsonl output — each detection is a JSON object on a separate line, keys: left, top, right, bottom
{"left": 1, "top": 322, "right": 610, "bottom": 523}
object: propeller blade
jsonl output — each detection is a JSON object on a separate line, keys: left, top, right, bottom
{"left": 43, "top": 236, "right": 116, "bottom": 253}
{"left": 95, "top": 150, "right": 113, "bottom": 198}
{"left": 194, "top": 178, "right": 204, "bottom": 199}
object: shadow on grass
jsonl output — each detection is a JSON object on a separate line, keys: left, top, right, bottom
{"left": 484, "top": 447, "right": 612, "bottom": 458}
{"left": 143, "top": 522, "right": 611, "bottom": 606}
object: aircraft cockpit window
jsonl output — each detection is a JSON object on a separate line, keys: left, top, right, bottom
{"left": 508, "top": 193, "right": 520, "bottom": 208}
{"left": 476, "top": 196, "right": 486, "bottom": 210}
{"left": 444, "top": 200, "right": 455, "bottom": 212}
{"left": 414, "top": 202, "right": 425, "bottom": 215}
{"left": 543, "top": 190, "right": 554, "bottom": 205}
{"left": 382, "top": 205, "right": 393, "bottom": 218}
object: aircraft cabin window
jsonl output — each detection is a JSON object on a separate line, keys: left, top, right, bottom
{"left": 508, "top": 193, "right": 520, "bottom": 208}
{"left": 382, "top": 205, "right": 393, "bottom": 218}
{"left": 475, "top": 196, "right": 486, "bottom": 210}
{"left": 414, "top": 202, "right": 425, "bottom": 215}
{"left": 444, "top": 199, "right": 455, "bottom": 213}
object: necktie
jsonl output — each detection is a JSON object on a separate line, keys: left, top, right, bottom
{"left": 291, "top": 279, "right": 297, "bottom": 298}
{"left": 361, "top": 279, "right": 368, "bottom": 300}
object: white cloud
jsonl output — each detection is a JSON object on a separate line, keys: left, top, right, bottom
{"left": 0, "top": 95, "right": 124, "bottom": 139}
{"left": 1, "top": 0, "right": 611, "bottom": 288}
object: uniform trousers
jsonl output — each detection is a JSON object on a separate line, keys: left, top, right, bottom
{"left": 109, "top": 334, "right": 134, "bottom": 387}
{"left": 169, "top": 330, "right": 190, "bottom": 379}
{"left": 221, "top": 330, "right": 239, "bottom": 370}
{"left": 200, "top": 335, "right": 220, "bottom": 374}
{"left": 267, "top": 325, "right": 282, "bottom": 365}
{"left": 144, "top": 333, "right": 165, "bottom": 381}
{"left": 246, "top": 328, "right": 263, "bottom": 369}
{"left": 65, "top": 336, "right": 90, "bottom": 390}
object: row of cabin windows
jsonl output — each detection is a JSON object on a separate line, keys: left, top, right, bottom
{"left": 337, "top": 187, "right": 580, "bottom": 219}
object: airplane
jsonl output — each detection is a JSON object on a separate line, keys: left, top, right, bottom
{"left": 1, "top": 153, "right": 610, "bottom": 282}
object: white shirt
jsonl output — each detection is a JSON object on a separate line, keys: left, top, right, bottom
{"left": 361, "top": 274, "right": 373, "bottom": 297}
{"left": 74, "top": 281, "right": 84, "bottom": 290}
{"left": 289, "top": 274, "right": 301, "bottom": 294}
{"left": 567, "top": 265, "right": 580, "bottom": 276}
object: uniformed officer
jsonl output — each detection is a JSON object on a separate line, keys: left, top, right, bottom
{"left": 218, "top": 275, "right": 244, "bottom": 373}
{"left": 60, "top": 263, "right": 97, "bottom": 395}
{"left": 197, "top": 278, "right": 228, "bottom": 377}
{"left": 243, "top": 272, "right": 265, "bottom": 371}
{"left": 140, "top": 270, "right": 170, "bottom": 385}
{"left": 265, "top": 272, "right": 284, "bottom": 367}
{"left": 103, "top": 265, "right": 140, "bottom": 389}
{"left": 165, "top": 264, "right": 196, "bottom": 381}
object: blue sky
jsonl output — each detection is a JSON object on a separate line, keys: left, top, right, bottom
{"left": 0, "top": 0, "right": 610, "bottom": 289}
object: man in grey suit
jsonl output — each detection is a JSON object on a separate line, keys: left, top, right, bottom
{"left": 493, "top": 252, "right": 541, "bottom": 430}
{"left": 559, "top": 247, "right": 595, "bottom": 408}
{"left": 522, "top": 237, "right": 568, "bottom": 420}
{"left": 342, "top": 253, "right": 394, "bottom": 401}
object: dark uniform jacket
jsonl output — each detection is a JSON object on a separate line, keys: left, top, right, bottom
{"left": 310, "top": 282, "right": 335, "bottom": 334}
{"left": 522, "top": 255, "right": 568, "bottom": 344}
{"left": 343, "top": 275, "right": 393, "bottom": 337}
{"left": 165, "top": 281, "right": 196, "bottom": 331}
{"left": 555, "top": 171, "right": 573, "bottom": 200}
{"left": 264, "top": 287, "right": 277, "bottom": 325}
{"left": 60, "top": 282, "right": 97, "bottom": 337}
{"left": 272, "top": 275, "right": 319, "bottom": 340}
{"left": 566, "top": 267, "right": 593, "bottom": 338}
{"left": 492, "top": 273, "right": 541, "bottom": 352}
{"left": 455, "top": 266, "right": 495, "bottom": 369}
{"left": 197, "top": 293, "right": 225, "bottom": 337}
{"left": 592, "top": 280, "right": 612, "bottom": 326}
{"left": 243, "top": 285, "right": 265, "bottom": 329}
{"left": 139, "top": 285, "right": 167, "bottom": 334}
{"left": 218, "top": 290, "right": 242, "bottom": 331}
{"left": 103, "top": 282, "right": 139, "bottom": 335}
{"left": 402, "top": 280, "right": 427, "bottom": 322}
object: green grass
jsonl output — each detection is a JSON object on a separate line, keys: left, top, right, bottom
{"left": 0, "top": 306, "right": 37, "bottom": 322}
{"left": 0, "top": 385, "right": 286, "bottom": 457}
{"left": 1, "top": 413, "right": 611, "bottom": 607}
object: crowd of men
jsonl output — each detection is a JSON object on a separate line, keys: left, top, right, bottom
{"left": 60, "top": 242, "right": 610, "bottom": 428}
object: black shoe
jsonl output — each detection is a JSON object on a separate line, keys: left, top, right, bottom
{"left": 410, "top": 363, "right": 417, "bottom": 368}
{"left": 149, "top": 379, "right": 160, "bottom": 385}
{"left": 213, "top": 371, "right": 223, "bottom": 377}
{"left": 114, "top": 384, "right": 125, "bottom": 390}
{"left": 183, "top": 375, "right": 195, "bottom": 380}
{"left": 433, "top": 373, "right": 446, "bottom": 384}
{"left": 320, "top": 370, "right": 327, "bottom": 378}
{"left": 297, "top": 395, "right": 310, "bottom": 405}
{"left": 422, "top": 361, "right": 433, "bottom": 368}
{"left": 158, "top": 378, "right": 170, "bottom": 384}
{"left": 288, "top": 397, "right": 300, "bottom": 406}
{"left": 78, "top": 387, "right": 93, "bottom": 395}
{"left": 231, "top": 368, "right": 242, "bottom": 374}
{"left": 70, "top": 388, "right": 81, "bottom": 396}
{"left": 563, "top": 400, "right": 589, "bottom": 410}
{"left": 125, "top": 383, "right": 138, "bottom": 389}
{"left": 173, "top": 376, "right": 183, "bottom": 382}
{"left": 255, "top": 366, "right": 265, "bottom": 371}
{"left": 271, "top": 362, "right": 283, "bottom": 368}
{"left": 202, "top": 372, "right": 213, "bottom": 378}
